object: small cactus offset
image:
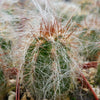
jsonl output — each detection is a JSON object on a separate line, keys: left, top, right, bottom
{"left": 79, "top": 29, "right": 100, "bottom": 61}
{"left": 0, "top": 38, "right": 17, "bottom": 100}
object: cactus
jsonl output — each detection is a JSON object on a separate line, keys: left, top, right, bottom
{"left": 0, "top": 38, "right": 12, "bottom": 66}
{"left": 22, "top": 18, "right": 79, "bottom": 100}
{"left": 79, "top": 29, "right": 100, "bottom": 61}
{"left": 0, "top": 38, "right": 16, "bottom": 100}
